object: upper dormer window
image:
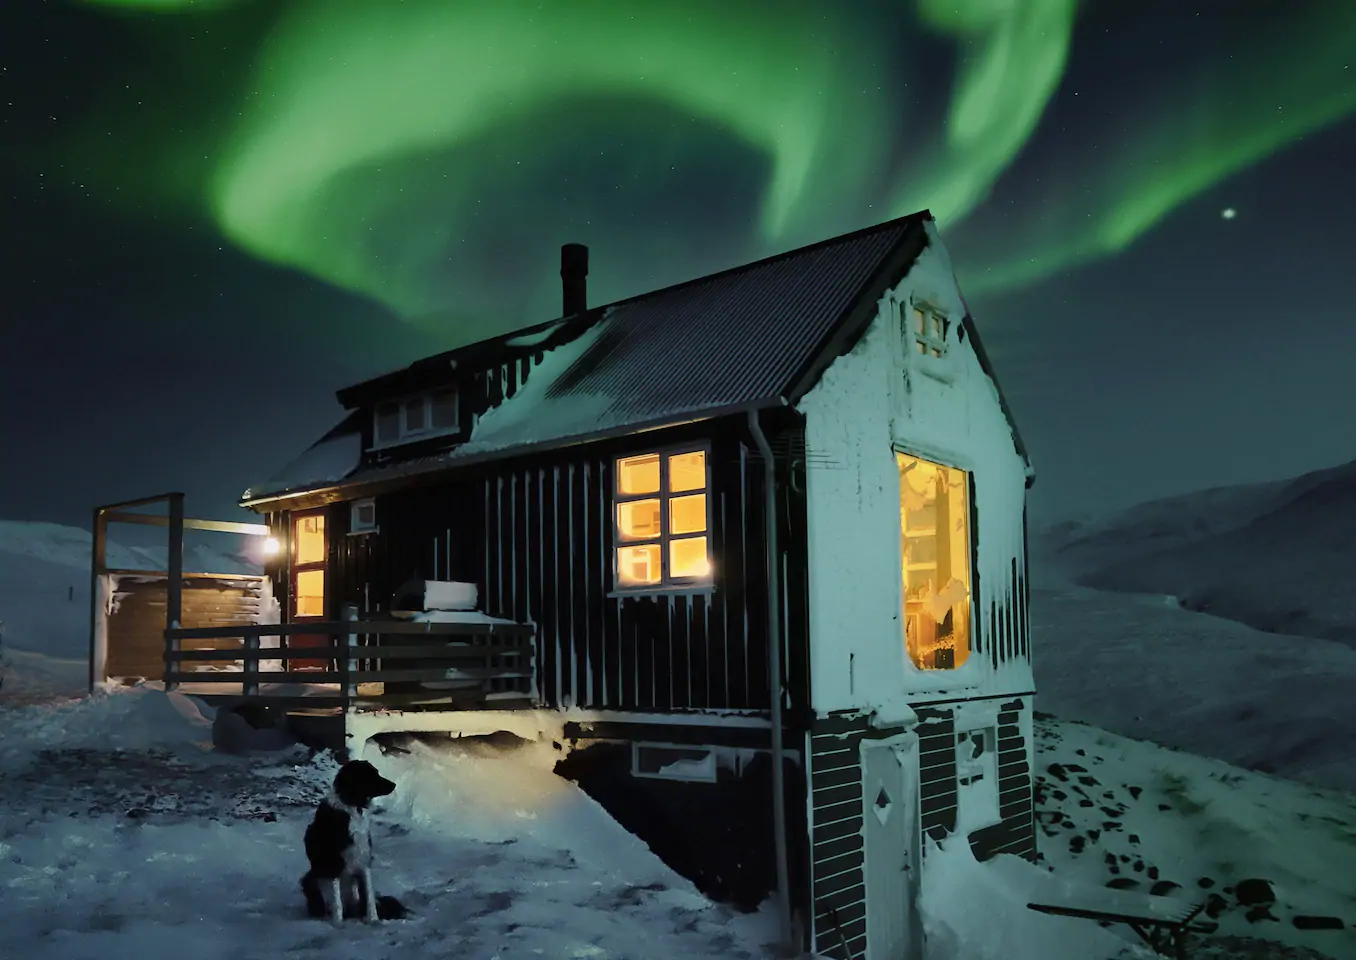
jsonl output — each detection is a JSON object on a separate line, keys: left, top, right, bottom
{"left": 907, "top": 302, "right": 949, "bottom": 358}
{"left": 373, "top": 389, "right": 459, "bottom": 449}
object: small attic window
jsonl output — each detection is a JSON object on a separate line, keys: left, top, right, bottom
{"left": 373, "top": 389, "right": 459, "bottom": 449}
{"left": 907, "top": 302, "right": 949, "bottom": 358}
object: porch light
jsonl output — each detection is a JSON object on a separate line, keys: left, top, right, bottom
{"left": 262, "top": 537, "right": 281, "bottom": 556}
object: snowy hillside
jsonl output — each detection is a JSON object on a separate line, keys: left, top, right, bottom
{"left": 0, "top": 519, "right": 259, "bottom": 659}
{"left": 1035, "top": 459, "right": 1356, "bottom": 645}
{"left": 1030, "top": 584, "right": 1356, "bottom": 793}
{"left": 0, "top": 687, "right": 1350, "bottom": 960}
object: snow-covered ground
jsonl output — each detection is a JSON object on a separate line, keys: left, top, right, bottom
{"left": 1, "top": 687, "right": 1350, "bottom": 960}
{"left": 0, "top": 688, "right": 779, "bottom": 960}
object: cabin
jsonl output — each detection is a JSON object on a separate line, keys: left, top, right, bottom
{"left": 99, "top": 211, "right": 1035, "bottom": 960}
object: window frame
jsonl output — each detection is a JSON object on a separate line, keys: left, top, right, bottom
{"left": 370, "top": 388, "right": 460, "bottom": 451}
{"left": 954, "top": 723, "right": 1002, "bottom": 832}
{"left": 630, "top": 742, "right": 719, "bottom": 783}
{"left": 610, "top": 441, "right": 715, "bottom": 596}
{"left": 348, "top": 497, "right": 378, "bottom": 536}
{"left": 289, "top": 508, "right": 328, "bottom": 621}
{"left": 896, "top": 447, "right": 979, "bottom": 673}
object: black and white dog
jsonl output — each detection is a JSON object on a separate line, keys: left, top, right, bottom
{"left": 299, "top": 760, "right": 408, "bottom": 924}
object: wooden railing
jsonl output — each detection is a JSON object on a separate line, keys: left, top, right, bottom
{"left": 162, "top": 605, "right": 536, "bottom": 709}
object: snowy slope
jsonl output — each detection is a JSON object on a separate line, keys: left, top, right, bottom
{"left": 0, "top": 519, "right": 259, "bottom": 659}
{"left": 0, "top": 688, "right": 1350, "bottom": 960}
{"left": 1030, "top": 585, "right": 1356, "bottom": 793}
{"left": 1036, "top": 459, "right": 1356, "bottom": 645}
{"left": 0, "top": 688, "right": 779, "bottom": 960}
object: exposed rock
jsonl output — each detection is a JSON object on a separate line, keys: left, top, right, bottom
{"left": 1244, "top": 904, "right": 1278, "bottom": 924}
{"left": 1198, "top": 877, "right": 1217, "bottom": 889}
{"left": 1149, "top": 880, "right": 1181, "bottom": 897}
{"left": 1106, "top": 877, "right": 1139, "bottom": 890}
{"left": 1291, "top": 915, "right": 1344, "bottom": 930}
{"left": 1235, "top": 878, "right": 1276, "bottom": 906}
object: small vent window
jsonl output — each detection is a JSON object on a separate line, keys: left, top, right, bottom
{"left": 955, "top": 727, "right": 1001, "bottom": 832}
{"left": 631, "top": 743, "right": 717, "bottom": 783}
{"left": 350, "top": 498, "right": 377, "bottom": 534}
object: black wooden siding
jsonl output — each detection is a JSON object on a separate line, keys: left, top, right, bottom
{"left": 807, "top": 714, "right": 875, "bottom": 960}
{"left": 807, "top": 696, "right": 1036, "bottom": 960}
{"left": 268, "top": 413, "right": 811, "bottom": 716}
{"left": 477, "top": 423, "right": 793, "bottom": 711}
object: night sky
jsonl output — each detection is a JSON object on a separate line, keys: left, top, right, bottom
{"left": 3, "top": 0, "right": 1353, "bottom": 529}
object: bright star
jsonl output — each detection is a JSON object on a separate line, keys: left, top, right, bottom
{"left": 1221, "top": 208, "right": 1237, "bottom": 220}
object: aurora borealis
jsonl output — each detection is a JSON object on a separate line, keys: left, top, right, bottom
{"left": 3, "top": 0, "right": 1355, "bottom": 525}
{"left": 47, "top": 0, "right": 1356, "bottom": 327}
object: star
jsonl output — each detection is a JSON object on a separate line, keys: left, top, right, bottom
{"left": 1221, "top": 208, "right": 1237, "bottom": 220}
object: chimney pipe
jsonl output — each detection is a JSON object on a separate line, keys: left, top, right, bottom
{"left": 561, "top": 243, "right": 588, "bottom": 317}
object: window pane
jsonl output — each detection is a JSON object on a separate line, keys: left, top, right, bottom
{"left": 352, "top": 500, "right": 375, "bottom": 529}
{"left": 669, "top": 536, "right": 710, "bottom": 579}
{"left": 669, "top": 494, "right": 706, "bottom": 535}
{"left": 913, "top": 307, "right": 926, "bottom": 335}
{"left": 617, "top": 453, "right": 660, "bottom": 495}
{"left": 617, "top": 499, "right": 661, "bottom": 540}
{"left": 915, "top": 339, "right": 927, "bottom": 355}
{"left": 295, "top": 568, "right": 325, "bottom": 618}
{"left": 668, "top": 451, "right": 706, "bottom": 492}
{"left": 898, "top": 453, "right": 971, "bottom": 670}
{"left": 404, "top": 398, "right": 427, "bottom": 432}
{"left": 617, "top": 544, "right": 661, "bottom": 586}
{"left": 376, "top": 404, "right": 400, "bottom": 442}
{"left": 430, "top": 390, "right": 458, "bottom": 429}
{"left": 294, "top": 515, "right": 326, "bottom": 565}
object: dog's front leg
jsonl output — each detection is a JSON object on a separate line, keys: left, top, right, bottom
{"left": 359, "top": 868, "right": 379, "bottom": 923}
{"left": 326, "top": 877, "right": 344, "bottom": 925}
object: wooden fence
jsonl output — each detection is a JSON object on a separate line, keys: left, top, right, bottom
{"left": 162, "top": 607, "right": 537, "bottom": 710}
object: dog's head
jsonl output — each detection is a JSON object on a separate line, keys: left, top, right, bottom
{"left": 332, "top": 760, "right": 396, "bottom": 809}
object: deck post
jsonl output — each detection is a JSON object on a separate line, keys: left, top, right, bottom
{"left": 341, "top": 603, "right": 359, "bottom": 707}
{"left": 164, "top": 493, "right": 185, "bottom": 692}
{"left": 242, "top": 632, "right": 260, "bottom": 698}
{"left": 88, "top": 506, "right": 108, "bottom": 693}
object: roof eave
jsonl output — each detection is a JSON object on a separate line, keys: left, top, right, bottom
{"left": 240, "top": 397, "right": 786, "bottom": 512}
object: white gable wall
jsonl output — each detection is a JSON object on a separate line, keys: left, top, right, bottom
{"left": 798, "top": 222, "right": 1032, "bottom": 715}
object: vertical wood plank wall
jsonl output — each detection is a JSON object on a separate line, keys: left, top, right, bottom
{"left": 478, "top": 429, "right": 776, "bottom": 711}
{"left": 309, "top": 416, "right": 812, "bottom": 715}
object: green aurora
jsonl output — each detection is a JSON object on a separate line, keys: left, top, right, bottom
{"left": 77, "top": 0, "right": 1356, "bottom": 333}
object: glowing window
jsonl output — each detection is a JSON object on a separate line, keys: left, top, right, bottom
{"left": 614, "top": 448, "right": 711, "bottom": 589}
{"left": 898, "top": 453, "right": 972, "bottom": 670}
{"left": 294, "top": 569, "right": 326, "bottom": 618}
{"left": 294, "top": 515, "right": 326, "bottom": 565}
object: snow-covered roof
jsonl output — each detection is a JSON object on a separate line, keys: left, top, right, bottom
{"left": 241, "top": 411, "right": 364, "bottom": 503}
{"left": 246, "top": 210, "right": 1029, "bottom": 505}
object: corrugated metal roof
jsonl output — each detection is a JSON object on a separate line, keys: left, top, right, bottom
{"left": 245, "top": 212, "right": 934, "bottom": 504}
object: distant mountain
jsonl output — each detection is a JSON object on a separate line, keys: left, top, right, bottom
{"left": 1036, "top": 459, "right": 1356, "bottom": 645}
{"left": 0, "top": 520, "right": 259, "bottom": 659}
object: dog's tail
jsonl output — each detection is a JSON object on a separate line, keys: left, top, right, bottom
{"left": 299, "top": 872, "right": 328, "bottom": 919}
{"left": 376, "top": 895, "right": 410, "bottom": 921}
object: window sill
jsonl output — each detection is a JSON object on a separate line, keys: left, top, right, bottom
{"left": 915, "top": 361, "right": 955, "bottom": 384}
{"left": 346, "top": 527, "right": 379, "bottom": 538}
{"left": 608, "top": 584, "right": 716, "bottom": 600}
